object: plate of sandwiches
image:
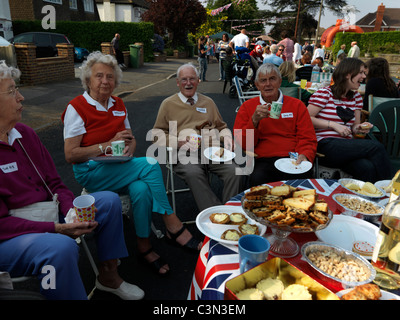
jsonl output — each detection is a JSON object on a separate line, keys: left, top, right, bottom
{"left": 204, "top": 147, "right": 236, "bottom": 162}
{"left": 196, "top": 205, "right": 267, "bottom": 245}
{"left": 241, "top": 184, "right": 333, "bottom": 233}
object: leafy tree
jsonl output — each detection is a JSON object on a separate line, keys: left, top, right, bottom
{"left": 189, "top": 9, "right": 228, "bottom": 44}
{"left": 261, "top": 0, "right": 348, "bottom": 41}
{"left": 142, "top": 0, "right": 207, "bottom": 48}
{"left": 206, "top": 0, "right": 264, "bottom": 36}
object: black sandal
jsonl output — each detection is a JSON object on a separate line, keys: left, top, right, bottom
{"left": 166, "top": 225, "right": 202, "bottom": 252}
{"left": 138, "top": 248, "right": 170, "bottom": 277}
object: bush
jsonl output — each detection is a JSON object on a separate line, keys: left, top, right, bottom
{"left": 12, "top": 20, "right": 155, "bottom": 62}
{"left": 332, "top": 31, "right": 400, "bottom": 58}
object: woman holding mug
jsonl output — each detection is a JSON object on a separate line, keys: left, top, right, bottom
{"left": 62, "top": 52, "right": 202, "bottom": 276}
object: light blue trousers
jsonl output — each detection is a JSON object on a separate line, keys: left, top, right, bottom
{"left": 73, "top": 157, "right": 173, "bottom": 238}
{"left": 0, "top": 191, "right": 128, "bottom": 300}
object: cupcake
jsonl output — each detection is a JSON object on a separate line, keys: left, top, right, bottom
{"left": 236, "top": 288, "right": 264, "bottom": 300}
{"left": 256, "top": 278, "right": 284, "bottom": 300}
{"left": 281, "top": 284, "right": 312, "bottom": 300}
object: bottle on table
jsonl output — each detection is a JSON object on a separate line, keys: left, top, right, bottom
{"left": 371, "top": 170, "right": 400, "bottom": 290}
{"left": 311, "top": 65, "right": 320, "bottom": 83}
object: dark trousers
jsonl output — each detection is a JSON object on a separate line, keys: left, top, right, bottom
{"left": 317, "top": 138, "right": 392, "bottom": 183}
{"left": 115, "top": 49, "right": 124, "bottom": 64}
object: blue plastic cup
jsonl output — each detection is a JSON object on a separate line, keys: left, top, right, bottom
{"left": 238, "top": 234, "right": 270, "bottom": 273}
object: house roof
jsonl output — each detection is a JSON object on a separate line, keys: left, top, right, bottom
{"left": 95, "top": 0, "right": 150, "bottom": 9}
{"left": 356, "top": 8, "right": 400, "bottom": 27}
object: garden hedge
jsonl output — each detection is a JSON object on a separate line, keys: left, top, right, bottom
{"left": 12, "top": 20, "right": 155, "bottom": 62}
{"left": 331, "top": 30, "right": 400, "bottom": 59}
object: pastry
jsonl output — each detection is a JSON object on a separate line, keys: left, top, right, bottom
{"left": 239, "top": 223, "right": 259, "bottom": 235}
{"left": 209, "top": 212, "right": 230, "bottom": 224}
{"left": 281, "top": 284, "right": 312, "bottom": 300}
{"left": 236, "top": 288, "right": 264, "bottom": 300}
{"left": 256, "top": 278, "right": 284, "bottom": 300}
{"left": 229, "top": 212, "right": 247, "bottom": 225}
{"left": 221, "top": 229, "right": 241, "bottom": 241}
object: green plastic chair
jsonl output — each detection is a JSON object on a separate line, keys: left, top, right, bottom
{"left": 280, "top": 86, "right": 302, "bottom": 99}
{"left": 367, "top": 99, "right": 400, "bottom": 174}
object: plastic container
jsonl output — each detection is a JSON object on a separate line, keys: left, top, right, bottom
{"left": 129, "top": 44, "right": 141, "bottom": 68}
{"left": 311, "top": 65, "right": 320, "bottom": 83}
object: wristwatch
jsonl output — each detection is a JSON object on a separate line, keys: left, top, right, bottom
{"left": 98, "top": 144, "right": 104, "bottom": 154}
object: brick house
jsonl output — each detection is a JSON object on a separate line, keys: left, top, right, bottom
{"left": 356, "top": 3, "right": 400, "bottom": 32}
{"left": 8, "top": 0, "right": 100, "bottom": 22}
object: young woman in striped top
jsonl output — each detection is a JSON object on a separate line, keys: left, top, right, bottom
{"left": 307, "top": 58, "right": 392, "bottom": 182}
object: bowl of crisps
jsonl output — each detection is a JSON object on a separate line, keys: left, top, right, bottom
{"left": 339, "top": 178, "right": 385, "bottom": 199}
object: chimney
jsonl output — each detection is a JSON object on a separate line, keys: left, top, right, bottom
{"left": 374, "top": 3, "right": 385, "bottom": 31}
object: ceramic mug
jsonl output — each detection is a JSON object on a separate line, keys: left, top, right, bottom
{"left": 238, "top": 235, "right": 270, "bottom": 273}
{"left": 73, "top": 195, "right": 95, "bottom": 222}
{"left": 189, "top": 134, "right": 202, "bottom": 149}
{"left": 105, "top": 140, "right": 125, "bottom": 156}
{"left": 269, "top": 101, "right": 283, "bottom": 119}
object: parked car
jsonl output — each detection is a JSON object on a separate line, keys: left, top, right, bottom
{"left": 11, "top": 31, "right": 89, "bottom": 62}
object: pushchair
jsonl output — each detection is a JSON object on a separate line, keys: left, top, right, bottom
{"left": 228, "top": 47, "right": 257, "bottom": 99}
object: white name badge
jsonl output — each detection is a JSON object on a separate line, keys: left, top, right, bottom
{"left": 196, "top": 107, "right": 207, "bottom": 114}
{"left": 112, "top": 111, "right": 126, "bottom": 117}
{"left": 1, "top": 162, "right": 18, "bottom": 173}
{"left": 281, "top": 112, "right": 293, "bottom": 118}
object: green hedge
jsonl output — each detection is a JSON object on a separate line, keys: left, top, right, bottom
{"left": 12, "top": 20, "right": 155, "bottom": 62}
{"left": 331, "top": 31, "right": 400, "bottom": 59}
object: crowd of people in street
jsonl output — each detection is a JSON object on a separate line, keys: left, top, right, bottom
{"left": 1, "top": 25, "right": 399, "bottom": 301}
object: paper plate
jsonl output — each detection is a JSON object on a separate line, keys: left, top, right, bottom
{"left": 315, "top": 215, "right": 379, "bottom": 259}
{"left": 89, "top": 156, "right": 131, "bottom": 163}
{"left": 274, "top": 158, "right": 312, "bottom": 174}
{"left": 203, "top": 147, "right": 236, "bottom": 162}
{"left": 374, "top": 180, "right": 392, "bottom": 197}
{"left": 195, "top": 205, "right": 266, "bottom": 246}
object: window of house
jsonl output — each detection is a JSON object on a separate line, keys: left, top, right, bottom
{"left": 69, "top": 0, "right": 77, "bottom": 9}
{"left": 44, "top": 0, "right": 62, "bottom": 4}
{"left": 83, "top": 0, "right": 94, "bottom": 12}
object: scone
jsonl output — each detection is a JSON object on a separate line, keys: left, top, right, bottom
{"left": 281, "top": 284, "right": 312, "bottom": 300}
{"left": 236, "top": 288, "right": 264, "bottom": 300}
{"left": 229, "top": 212, "right": 247, "bottom": 225}
{"left": 221, "top": 229, "right": 241, "bottom": 241}
{"left": 209, "top": 212, "right": 230, "bottom": 224}
{"left": 239, "top": 223, "right": 259, "bottom": 235}
{"left": 256, "top": 278, "right": 284, "bottom": 300}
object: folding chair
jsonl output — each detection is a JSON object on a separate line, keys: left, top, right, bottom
{"left": 233, "top": 76, "right": 260, "bottom": 112}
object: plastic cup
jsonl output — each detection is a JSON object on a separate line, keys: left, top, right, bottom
{"left": 189, "top": 134, "right": 202, "bottom": 148}
{"left": 73, "top": 195, "right": 95, "bottom": 222}
{"left": 269, "top": 101, "right": 283, "bottom": 119}
{"left": 300, "top": 79, "right": 307, "bottom": 89}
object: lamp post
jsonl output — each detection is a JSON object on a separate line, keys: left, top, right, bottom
{"left": 315, "top": 0, "right": 323, "bottom": 43}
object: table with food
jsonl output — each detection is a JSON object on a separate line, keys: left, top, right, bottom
{"left": 188, "top": 176, "right": 400, "bottom": 301}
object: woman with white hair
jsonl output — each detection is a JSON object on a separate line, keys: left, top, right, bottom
{"left": 0, "top": 60, "right": 144, "bottom": 300}
{"left": 62, "top": 52, "right": 202, "bottom": 277}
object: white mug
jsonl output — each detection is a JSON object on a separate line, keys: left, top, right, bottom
{"left": 105, "top": 140, "right": 125, "bottom": 156}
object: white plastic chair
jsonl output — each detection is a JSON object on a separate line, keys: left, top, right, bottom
{"left": 233, "top": 76, "right": 260, "bottom": 112}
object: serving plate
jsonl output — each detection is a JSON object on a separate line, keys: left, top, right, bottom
{"left": 196, "top": 205, "right": 267, "bottom": 245}
{"left": 339, "top": 178, "right": 385, "bottom": 199}
{"left": 315, "top": 215, "right": 379, "bottom": 258}
{"left": 332, "top": 193, "right": 384, "bottom": 223}
{"left": 336, "top": 288, "right": 400, "bottom": 300}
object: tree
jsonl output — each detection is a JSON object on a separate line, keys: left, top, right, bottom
{"left": 206, "top": 0, "right": 264, "bottom": 36}
{"left": 142, "top": 0, "right": 207, "bottom": 48}
{"left": 261, "top": 0, "right": 348, "bottom": 41}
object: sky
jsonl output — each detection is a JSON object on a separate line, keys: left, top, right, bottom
{"left": 258, "top": 0, "right": 400, "bottom": 29}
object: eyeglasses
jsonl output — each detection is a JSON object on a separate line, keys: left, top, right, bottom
{"left": 0, "top": 87, "right": 20, "bottom": 97}
{"left": 278, "top": 49, "right": 284, "bottom": 51}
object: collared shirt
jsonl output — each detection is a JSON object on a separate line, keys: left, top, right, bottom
{"left": 259, "top": 90, "right": 283, "bottom": 105}
{"left": 2, "top": 128, "right": 22, "bottom": 146}
{"left": 63, "top": 91, "right": 131, "bottom": 139}
{"left": 178, "top": 92, "right": 198, "bottom": 105}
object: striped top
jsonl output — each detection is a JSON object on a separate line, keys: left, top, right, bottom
{"left": 308, "top": 86, "right": 363, "bottom": 141}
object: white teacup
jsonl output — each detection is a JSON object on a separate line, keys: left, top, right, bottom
{"left": 105, "top": 140, "right": 125, "bottom": 156}
{"left": 189, "top": 134, "right": 202, "bottom": 149}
